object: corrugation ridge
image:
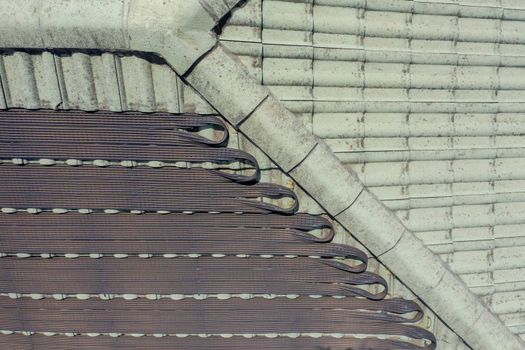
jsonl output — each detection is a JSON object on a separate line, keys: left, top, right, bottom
{"left": 261, "top": 1, "right": 525, "bottom": 44}
{"left": 93, "top": 53, "right": 122, "bottom": 112}
{"left": 225, "top": 32, "right": 525, "bottom": 67}
{"left": 36, "top": 51, "right": 62, "bottom": 110}
{"left": 114, "top": 55, "right": 127, "bottom": 111}
{"left": 499, "top": 312, "right": 525, "bottom": 334}
{"left": 1, "top": 52, "right": 40, "bottom": 109}
{"left": 348, "top": 158, "right": 525, "bottom": 187}
{"left": 327, "top": 136, "right": 525, "bottom": 151}
{"left": 119, "top": 55, "right": 156, "bottom": 112}
{"left": 0, "top": 54, "right": 10, "bottom": 108}
{"left": 53, "top": 54, "right": 69, "bottom": 110}
{"left": 263, "top": 60, "right": 524, "bottom": 89}
{"left": 326, "top": 136, "right": 525, "bottom": 163}
{"left": 491, "top": 290, "right": 525, "bottom": 314}
{"left": 312, "top": 113, "right": 525, "bottom": 139}
{"left": 381, "top": 191, "right": 525, "bottom": 212}
{"left": 0, "top": 56, "right": 6, "bottom": 110}
{"left": 462, "top": 273, "right": 525, "bottom": 298}
{"left": 151, "top": 62, "right": 181, "bottom": 113}
{"left": 268, "top": 0, "right": 525, "bottom": 20}
{"left": 369, "top": 180, "right": 525, "bottom": 206}
{"left": 227, "top": 0, "right": 261, "bottom": 27}
{"left": 64, "top": 53, "right": 98, "bottom": 111}
{"left": 416, "top": 229, "right": 525, "bottom": 254}
{"left": 311, "top": 101, "right": 525, "bottom": 114}
{"left": 440, "top": 247, "right": 525, "bottom": 275}
{"left": 335, "top": 149, "right": 525, "bottom": 164}
{"left": 272, "top": 89, "right": 525, "bottom": 104}
{"left": 396, "top": 202, "right": 525, "bottom": 232}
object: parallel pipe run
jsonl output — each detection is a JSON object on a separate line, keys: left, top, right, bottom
{"left": 0, "top": 298, "right": 435, "bottom": 348}
{"left": 0, "top": 109, "right": 259, "bottom": 183}
{"left": 0, "top": 257, "right": 388, "bottom": 300}
{"left": 0, "top": 212, "right": 366, "bottom": 261}
{"left": 0, "top": 108, "right": 435, "bottom": 349}
{"left": 0, "top": 164, "right": 298, "bottom": 214}
{"left": 0, "top": 334, "right": 431, "bottom": 350}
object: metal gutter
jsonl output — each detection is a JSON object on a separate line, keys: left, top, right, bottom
{"left": 0, "top": 1, "right": 522, "bottom": 349}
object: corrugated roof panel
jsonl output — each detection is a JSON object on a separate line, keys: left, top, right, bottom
{"left": 117, "top": 55, "right": 156, "bottom": 112}
{"left": 222, "top": 24, "right": 262, "bottom": 43}
{"left": 263, "top": 1, "right": 313, "bottom": 32}
{"left": 90, "top": 53, "right": 122, "bottom": 111}
{"left": 221, "top": 40, "right": 262, "bottom": 58}
{"left": 0, "top": 49, "right": 220, "bottom": 115}
{"left": 30, "top": 51, "right": 61, "bottom": 109}
{"left": 221, "top": 0, "right": 525, "bottom": 338}
{"left": 263, "top": 58, "right": 313, "bottom": 85}
{"left": 1, "top": 51, "right": 40, "bottom": 109}
{"left": 56, "top": 52, "right": 99, "bottom": 111}
{"left": 259, "top": 62, "right": 525, "bottom": 89}
{"left": 228, "top": 0, "right": 262, "bottom": 27}
{"left": 150, "top": 62, "right": 182, "bottom": 114}
{"left": 226, "top": 6, "right": 525, "bottom": 65}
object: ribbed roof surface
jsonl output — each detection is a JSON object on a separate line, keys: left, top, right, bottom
{"left": 219, "top": 0, "right": 525, "bottom": 343}
{"left": 0, "top": 51, "right": 215, "bottom": 114}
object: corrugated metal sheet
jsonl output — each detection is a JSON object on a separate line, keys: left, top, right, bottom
{"left": 221, "top": 0, "right": 525, "bottom": 343}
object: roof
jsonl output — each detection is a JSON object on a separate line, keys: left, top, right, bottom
{"left": 0, "top": 0, "right": 524, "bottom": 349}
{"left": 221, "top": 0, "right": 525, "bottom": 343}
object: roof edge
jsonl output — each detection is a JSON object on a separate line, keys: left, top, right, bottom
{"left": 0, "top": 1, "right": 521, "bottom": 349}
